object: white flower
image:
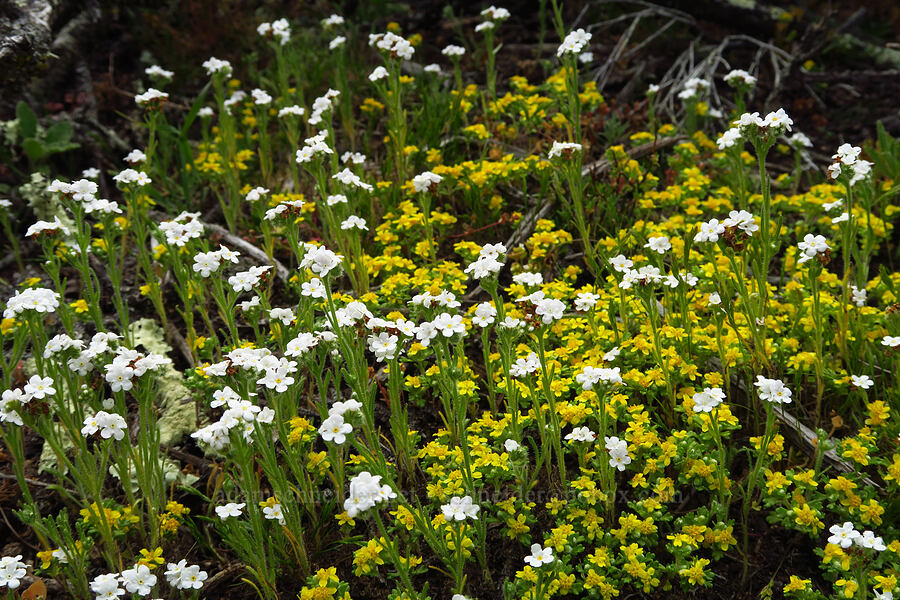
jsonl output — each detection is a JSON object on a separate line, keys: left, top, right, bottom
{"left": 165, "top": 560, "right": 208, "bottom": 590}
{"left": 525, "top": 544, "right": 554, "bottom": 567}
{"left": 762, "top": 108, "right": 792, "bottom": 132}
{"left": 881, "top": 336, "right": 900, "bottom": 347}
{"left": 605, "top": 436, "right": 631, "bottom": 471}
{"left": 609, "top": 255, "right": 633, "bottom": 273}
{"left": 708, "top": 292, "right": 722, "bottom": 306}
{"left": 695, "top": 219, "right": 725, "bottom": 243}
{"left": 300, "top": 245, "right": 342, "bottom": 276}
{"left": 504, "top": 439, "right": 520, "bottom": 452}
{"left": 724, "top": 69, "right": 756, "bottom": 87}
{"left": 412, "top": 171, "right": 442, "bottom": 193}
{"left": 754, "top": 375, "right": 792, "bottom": 404}
{"left": 472, "top": 302, "right": 497, "bottom": 327}
{"left": 319, "top": 414, "right": 353, "bottom": 444}
{"left": 332, "top": 168, "right": 373, "bottom": 191}
{"left": 120, "top": 564, "right": 157, "bottom": 596}
{"left": 89, "top": 572, "right": 123, "bottom": 598}
{"left": 341, "top": 215, "right": 368, "bottom": 231}
{"left": 262, "top": 503, "right": 286, "bottom": 525}
{"left": 716, "top": 127, "right": 742, "bottom": 150}
{"left": 480, "top": 5, "right": 510, "bottom": 20}
{"left": 723, "top": 209, "right": 758, "bottom": 235}
{"left": 301, "top": 278, "right": 326, "bottom": 299}
{"left": 269, "top": 307, "right": 295, "bottom": 325}
{"left": 344, "top": 471, "right": 393, "bottom": 517}
{"left": 368, "top": 332, "right": 399, "bottom": 362}
{"left": 0, "top": 555, "right": 27, "bottom": 589}
{"left": 827, "top": 522, "right": 860, "bottom": 548}
{"left": 534, "top": 297, "right": 565, "bottom": 324}
{"left": 368, "top": 66, "right": 389, "bottom": 82}
{"left": 441, "top": 495, "right": 480, "bottom": 521}
{"left": 278, "top": 105, "right": 305, "bottom": 118}
{"left": 557, "top": 28, "right": 592, "bottom": 57}
{"left": 135, "top": 88, "right": 168, "bottom": 106}
{"left": 82, "top": 410, "right": 127, "bottom": 441}
{"left": 797, "top": 234, "right": 829, "bottom": 264}
{"left": 442, "top": 45, "right": 465, "bottom": 58}
{"left": 565, "top": 426, "right": 596, "bottom": 442}
{"left": 322, "top": 14, "right": 344, "bottom": 27}
{"left": 202, "top": 57, "right": 232, "bottom": 76}
{"left": 513, "top": 272, "right": 543, "bottom": 287}
{"left": 329, "top": 35, "right": 347, "bottom": 50}
{"left": 433, "top": 313, "right": 466, "bottom": 337}
{"left": 644, "top": 236, "right": 671, "bottom": 254}
{"left": 23, "top": 374, "right": 55, "bottom": 399}
{"left": 145, "top": 65, "right": 174, "bottom": 80}
{"left": 548, "top": 141, "right": 582, "bottom": 158}
{"left": 692, "top": 387, "right": 725, "bottom": 413}
{"left": 856, "top": 530, "right": 886, "bottom": 552}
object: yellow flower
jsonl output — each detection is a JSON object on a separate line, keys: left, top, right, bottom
{"left": 783, "top": 575, "right": 811, "bottom": 593}
{"left": 679, "top": 558, "right": 710, "bottom": 586}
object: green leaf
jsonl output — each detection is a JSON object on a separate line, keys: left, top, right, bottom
{"left": 43, "top": 120, "right": 73, "bottom": 146}
{"left": 22, "top": 137, "right": 46, "bottom": 162}
{"left": 16, "top": 101, "right": 37, "bottom": 139}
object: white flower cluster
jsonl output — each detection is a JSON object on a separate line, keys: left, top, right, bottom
{"left": 251, "top": 88, "right": 272, "bottom": 105}
{"left": 344, "top": 471, "right": 395, "bottom": 517}
{"left": 724, "top": 68, "right": 756, "bottom": 88}
{"left": 557, "top": 28, "right": 591, "bottom": 57}
{"left": 0, "top": 555, "right": 26, "bottom": 589}
{"left": 159, "top": 211, "right": 203, "bottom": 247}
{"left": 514, "top": 290, "right": 565, "bottom": 325}
{"left": 192, "top": 244, "right": 240, "bottom": 278}
{"left": 296, "top": 130, "right": 334, "bottom": 163}
{"left": 575, "top": 365, "right": 623, "bottom": 390}
{"left": 145, "top": 65, "right": 173, "bottom": 80}
{"left": 202, "top": 56, "right": 232, "bottom": 76}
{"left": 278, "top": 104, "right": 304, "bottom": 118}
{"left": 192, "top": 381, "right": 276, "bottom": 450}
{"left": 104, "top": 346, "right": 169, "bottom": 393}
{"left": 228, "top": 265, "right": 272, "bottom": 293}
{"left": 47, "top": 178, "right": 123, "bottom": 214}
{"left": 412, "top": 170, "right": 442, "bottom": 193}
{"left": 678, "top": 77, "right": 710, "bottom": 101}
{"left": 471, "top": 302, "right": 497, "bottom": 327}
{"left": 25, "top": 216, "right": 70, "bottom": 237}
{"left": 718, "top": 109, "right": 794, "bottom": 149}
{"left": 464, "top": 242, "right": 506, "bottom": 279}
{"left": 548, "top": 140, "right": 582, "bottom": 159}
{"left": 797, "top": 233, "right": 829, "bottom": 264}
{"left": 125, "top": 149, "right": 146, "bottom": 163}
{"left": 694, "top": 210, "right": 758, "bottom": 242}
{"left": 828, "top": 143, "right": 872, "bottom": 186}
{"left": 369, "top": 32, "right": 414, "bottom": 60}
{"left": 257, "top": 18, "right": 290, "bottom": 45}
{"left": 333, "top": 168, "right": 374, "bottom": 191}
{"left": 318, "top": 396, "right": 362, "bottom": 447}
{"left": 442, "top": 44, "right": 465, "bottom": 58}
{"left": 82, "top": 410, "right": 128, "bottom": 441}
{"left": 299, "top": 243, "right": 343, "bottom": 277}
{"left": 3, "top": 286, "right": 60, "bottom": 319}
{"left": 113, "top": 167, "right": 153, "bottom": 187}
{"left": 340, "top": 214, "right": 367, "bottom": 231}
{"left": 827, "top": 522, "right": 886, "bottom": 551}
{"left": 134, "top": 87, "right": 168, "bottom": 106}
{"left": 565, "top": 426, "right": 596, "bottom": 442}
{"left": 605, "top": 436, "right": 631, "bottom": 471}
{"left": 692, "top": 386, "right": 726, "bottom": 413}
{"left": 307, "top": 89, "right": 340, "bottom": 126}
{"left": 754, "top": 375, "right": 792, "bottom": 404}
{"left": 164, "top": 559, "right": 208, "bottom": 590}
{"left": 441, "top": 495, "right": 480, "bottom": 521}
